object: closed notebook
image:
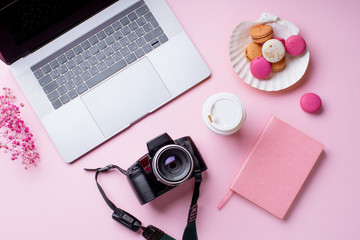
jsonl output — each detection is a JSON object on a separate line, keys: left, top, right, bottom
{"left": 217, "top": 116, "right": 324, "bottom": 219}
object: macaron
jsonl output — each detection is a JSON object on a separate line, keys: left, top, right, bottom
{"left": 274, "top": 37, "right": 285, "bottom": 46}
{"left": 300, "top": 93, "right": 322, "bottom": 113}
{"left": 250, "top": 24, "right": 274, "bottom": 44}
{"left": 262, "top": 39, "right": 286, "bottom": 63}
{"left": 250, "top": 57, "right": 271, "bottom": 79}
{"left": 245, "top": 42, "right": 263, "bottom": 61}
{"left": 271, "top": 55, "right": 286, "bottom": 72}
{"left": 285, "top": 35, "right": 306, "bottom": 56}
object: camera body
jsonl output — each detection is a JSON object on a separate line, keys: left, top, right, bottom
{"left": 127, "top": 133, "right": 207, "bottom": 205}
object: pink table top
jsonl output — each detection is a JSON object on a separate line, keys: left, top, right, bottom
{"left": 1, "top": 0, "right": 360, "bottom": 239}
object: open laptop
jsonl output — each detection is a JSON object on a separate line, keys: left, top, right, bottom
{"left": 0, "top": 0, "right": 210, "bottom": 163}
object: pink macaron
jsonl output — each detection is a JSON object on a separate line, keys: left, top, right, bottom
{"left": 250, "top": 57, "right": 271, "bottom": 79}
{"left": 285, "top": 35, "right": 306, "bottom": 56}
{"left": 300, "top": 93, "right": 322, "bottom": 113}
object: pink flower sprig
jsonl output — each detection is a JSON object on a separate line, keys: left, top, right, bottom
{"left": 0, "top": 87, "right": 39, "bottom": 169}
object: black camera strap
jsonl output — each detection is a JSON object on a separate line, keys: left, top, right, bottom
{"left": 85, "top": 161, "right": 202, "bottom": 240}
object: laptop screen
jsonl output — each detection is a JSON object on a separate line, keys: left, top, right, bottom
{"left": 0, "top": 0, "right": 117, "bottom": 64}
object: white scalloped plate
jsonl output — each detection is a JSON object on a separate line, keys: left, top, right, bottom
{"left": 229, "top": 12, "right": 310, "bottom": 91}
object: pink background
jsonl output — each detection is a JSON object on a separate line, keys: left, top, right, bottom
{"left": 1, "top": 0, "right": 359, "bottom": 239}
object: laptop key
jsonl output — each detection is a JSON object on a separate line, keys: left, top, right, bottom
{"left": 42, "top": 64, "right": 52, "bottom": 74}
{"left": 150, "top": 39, "right": 160, "bottom": 49}
{"left": 89, "top": 45, "right": 100, "bottom": 55}
{"left": 43, "top": 81, "right": 59, "bottom": 94}
{"left": 111, "top": 42, "right": 122, "bottom": 52}
{"left": 135, "top": 28, "right": 145, "bottom": 37}
{"left": 97, "top": 41, "right": 107, "bottom": 50}
{"left": 34, "top": 69, "right": 44, "bottom": 79}
{"left": 89, "top": 66, "right": 99, "bottom": 76}
{"left": 73, "top": 66, "right": 83, "bottom": 76}
{"left": 144, "top": 13, "right": 158, "bottom": 28}
{"left": 73, "top": 76, "right": 83, "bottom": 86}
{"left": 128, "top": 12, "right": 138, "bottom": 21}
{"left": 74, "top": 55, "right": 84, "bottom": 65}
{"left": 60, "top": 94, "right": 70, "bottom": 105}
{"left": 50, "top": 59, "right": 60, "bottom": 69}
{"left": 85, "top": 59, "right": 127, "bottom": 89}
{"left": 73, "top": 45, "right": 83, "bottom": 55}
{"left": 57, "top": 86, "right": 67, "bottom": 95}
{"left": 81, "top": 71, "right": 91, "bottom": 81}
{"left": 137, "top": 17, "right": 147, "bottom": 26}
{"left": 158, "top": 34, "right": 168, "bottom": 44}
{"left": 82, "top": 50, "right": 92, "bottom": 60}
{"left": 112, "top": 21, "right": 122, "bottom": 31}
{"left": 104, "top": 47, "right": 114, "bottom": 57}
{"left": 136, "top": 37, "right": 146, "bottom": 47}
{"left": 64, "top": 71, "right": 75, "bottom": 81}
{"left": 58, "top": 65, "right": 68, "bottom": 74}
{"left": 97, "top": 31, "right": 107, "bottom": 40}
{"left": 120, "top": 37, "right": 130, "bottom": 47}
{"left": 134, "top": 48, "right": 145, "bottom": 58}
{"left": 105, "top": 56, "right": 115, "bottom": 67}
{"left": 113, "top": 31, "right": 123, "bottom": 41}
{"left": 128, "top": 42, "right": 138, "bottom": 52}
{"left": 105, "top": 36, "right": 115, "bottom": 45}
{"left": 39, "top": 75, "right": 52, "bottom": 87}
{"left": 66, "top": 59, "right": 76, "bottom": 69}
{"left": 47, "top": 90, "right": 59, "bottom": 102}
{"left": 129, "top": 21, "right": 139, "bottom": 31}
{"left": 89, "top": 35, "right": 99, "bottom": 45}
{"left": 80, "top": 61, "right": 91, "bottom": 71}
{"left": 56, "top": 76, "right": 67, "bottom": 86}
{"left": 144, "top": 27, "right": 164, "bottom": 42}
{"left": 65, "top": 80, "right": 75, "bottom": 90}
{"left": 112, "top": 52, "right": 123, "bottom": 62}
{"left": 125, "top": 53, "right": 137, "bottom": 65}
{"left": 50, "top": 69, "right": 60, "bottom": 79}
{"left": 58, "top": 55, "right": 68, "bottom": 64}
{"left": 97, "top": 61, "right": 107, "bottom": 71}
{"left": 121, "top": 26, "right": 131, "bottom": 36}
{"left": 127, "top": 32, "right": 137, "bottom": 42}
{"left": 105, "top": 26, "right": 115, "bottom": 36}
{"left": 89, "top": 56, "right": 99, "bottom": 66}
{"left": 136, "top": 5, "right": 149, "bottom": 17}
{"left": 143, "top": 44, "right": 153, "bottom": 54}
{"left": 120, "top": 47, "right": 130, "bottom": 57}
{"left": 120, "top": 16, "right": 130, "bottom": 26}
{"left": 65, "top": 50, "right": 75, "bottom": 59}
{"left": 95, "top": 52, "right": 105, "bottom": 62}
{"left": 76, "top": 83, "right": 88, "bottom": 94}
{"left": 143, "top": 23, "right": 153, "bottom": 33}
{"left": 51, "top": 99, "right": 62, "bottom": 109}
{"left": 81, "top": 40, "right": 91, "bottom": 50}
{"left": 68, "top": 89, "right": 78, "bottom": 99}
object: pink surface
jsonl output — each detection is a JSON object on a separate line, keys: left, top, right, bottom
{"left": 229, "top": 117, "right": 324, "bottom": 219}
{"left": 1, "top": 0, "right": 360, "bottom": 239}
{"left": 300, "top": 92, "right": 322, "bottom": 113}
{"left": 250, "top": 57, "right": 271, "bottom": 79}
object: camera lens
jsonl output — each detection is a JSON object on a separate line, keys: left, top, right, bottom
{"left": 152, "top": 145, "right": 194, "bottom": 186}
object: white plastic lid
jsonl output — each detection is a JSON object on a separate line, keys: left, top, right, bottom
{"left": 202, "top": 92, "right": 246, "bottom": 135}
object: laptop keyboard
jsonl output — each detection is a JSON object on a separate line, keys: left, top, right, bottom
{"left": 31, "top": 1, "right": 168, "bottom": 110}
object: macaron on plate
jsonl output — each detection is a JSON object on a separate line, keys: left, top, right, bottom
{"left": 229, "top": 12, "right": 310, "bottom": 91}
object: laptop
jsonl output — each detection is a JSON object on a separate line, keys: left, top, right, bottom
{"left": 0, "top": 0, "right": 210, "bottom": 163}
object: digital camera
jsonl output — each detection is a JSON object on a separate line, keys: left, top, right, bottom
{"left": 127, "top": 133, "right": 207, "bottom": 205}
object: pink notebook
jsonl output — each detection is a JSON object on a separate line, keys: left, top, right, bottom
{"left": 218, "top": 117, "right": 324, "bottom": 219}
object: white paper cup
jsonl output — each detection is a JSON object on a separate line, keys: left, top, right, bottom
{"left": 202, "top": 92, "right": 246, "bottom": 135}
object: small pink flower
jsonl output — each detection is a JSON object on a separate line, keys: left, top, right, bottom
{"left": 0, "top": 88, "right": 40, "bottom": 169}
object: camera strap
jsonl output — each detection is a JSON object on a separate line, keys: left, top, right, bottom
{"left": 85, "top": 161, "right": 202, "bottom": 240}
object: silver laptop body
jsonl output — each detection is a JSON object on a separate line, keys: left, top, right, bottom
{"left": 9, "top": 0, "right": 210, "bottom": 163}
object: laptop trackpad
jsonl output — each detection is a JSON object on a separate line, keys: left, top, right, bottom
{"left": 82, "top": 58, "right": 171, "bottom": 137}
